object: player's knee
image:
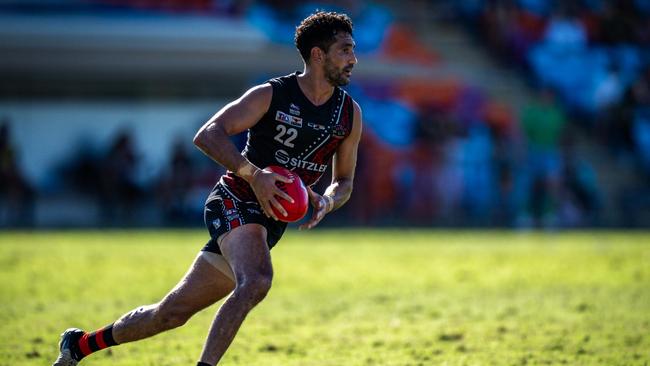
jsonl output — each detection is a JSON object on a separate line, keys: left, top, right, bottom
{"left": 235, "top": 272, "right": 273, "bottom": 307}
{"left": 155, "top": 304, "right": 192, "bottom": 330}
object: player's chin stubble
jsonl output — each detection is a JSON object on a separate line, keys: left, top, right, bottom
{"left": 324, "top": 62, "right": 351, "bottom": 87}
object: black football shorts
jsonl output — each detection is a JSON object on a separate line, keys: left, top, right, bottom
{"left": 202, "top": 181, "right": 287, "bottom": 255}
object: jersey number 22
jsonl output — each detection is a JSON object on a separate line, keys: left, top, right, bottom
{"left": 274, "top": 125, "right": 298, "bottom": 148}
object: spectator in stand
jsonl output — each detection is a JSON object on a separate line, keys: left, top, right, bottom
{"left": 557, "top": 131, "right": 600, "bottom": 227}
{"left": 0, "top": 119, "right": 35, "bottom": 227}
{"left": 601, "top": 79, "right": 636, "bottom": 157}
{"left": 521, "top": 89, "right": 566, "bottom": 163}
{"left": 157, "top": 138, "right": 197, "bottom": 225}
{"left": 99, "top": 129, "right": 143, "bottom": 225}
{"left": 493, "top": 137, "right": 517, "bottom": 226}
{"left": 518, "top": 88, "right": 567, "bottom": 227}
{"left": 620, "top": 66, "right": 650, "bottom": 227}
{"left": 398, "top": 139, "right": 435, "bottom": 225}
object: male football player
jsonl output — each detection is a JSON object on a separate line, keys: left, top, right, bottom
{"left": 52, "top": 10, "right": 362, "bottom": 366}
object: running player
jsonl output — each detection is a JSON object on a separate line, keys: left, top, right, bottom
{"left": 52, "top": 10, "right": 362, "bottom": 366}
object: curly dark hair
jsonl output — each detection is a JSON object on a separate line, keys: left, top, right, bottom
{"left": 294, "top": 11, "right": 353, "bottom": 63}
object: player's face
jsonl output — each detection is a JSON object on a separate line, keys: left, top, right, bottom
{"left": 323, "top": 32, "right": 357, "bottom": 87}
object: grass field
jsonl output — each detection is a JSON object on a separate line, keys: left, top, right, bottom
{"left": 0, "top": 230, "right": 649, "bottom": 366}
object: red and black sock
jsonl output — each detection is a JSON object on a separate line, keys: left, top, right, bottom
{"left": 75, "top": 324, "right": 119, "bottom": 360}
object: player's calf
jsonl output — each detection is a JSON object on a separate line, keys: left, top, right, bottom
{"left": 111, "top": 301, "right": 197, "bottom": 343}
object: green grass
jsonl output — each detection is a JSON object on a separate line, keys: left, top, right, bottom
{"left": 1, "top": 230, "right": 649, "bottom": 366}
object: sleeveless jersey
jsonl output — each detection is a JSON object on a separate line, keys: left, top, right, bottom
{"left": 222, "top": 72, "right": 355, "bottom": 201}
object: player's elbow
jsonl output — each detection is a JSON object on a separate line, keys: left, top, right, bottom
{"left": 193, "top": 127, "right": 215, "bottom": 153}
{"left": 193, "top": 129, "right": 206, "bottom": 149}
{"left": 194, "top": 122, "right": 227, "bottom": 151}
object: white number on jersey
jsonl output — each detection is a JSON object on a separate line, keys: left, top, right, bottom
{"left": 274, "top": 125, "right": 298, "bottom": 148}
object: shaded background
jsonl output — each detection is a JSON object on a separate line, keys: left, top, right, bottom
{"left": 1, "top": 0, "right": 649, "bottom": 229}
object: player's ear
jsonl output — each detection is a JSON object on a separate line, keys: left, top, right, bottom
{"left": 310, "top": 47, "right": 324, "bottom": 64}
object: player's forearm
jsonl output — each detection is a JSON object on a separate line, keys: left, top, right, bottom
{"left": 323, "top": 178, "right": 353, "bottom": 212}
{"left": 193, "top": 123, "right": 259, "bottom": 183}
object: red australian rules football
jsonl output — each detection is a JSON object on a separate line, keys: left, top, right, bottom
{"left": 267, "top": 165, "right": 309, "bottom": 222}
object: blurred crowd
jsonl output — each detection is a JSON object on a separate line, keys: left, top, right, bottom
{"left": 336, "top": 0, "right": 647, "bottom": 227}
{"left": 456, "top": 0, "right": 649, "bottom": 145}
{"left": 1, "top": 0, "right": 649, "bottom": 228}
{"left": 51, "top": 128, "right": 233, "bottom": 227}
{"left": 451, "top": 0, "right": 650, "bottom": 226}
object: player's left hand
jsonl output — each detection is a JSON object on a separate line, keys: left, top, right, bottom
{"left": 299, "top": 187, "right": 332, "bottom": 230}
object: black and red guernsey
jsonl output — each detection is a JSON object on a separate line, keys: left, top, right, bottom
{"left": 221, "top": 71, "right": 355, "bottom": 201}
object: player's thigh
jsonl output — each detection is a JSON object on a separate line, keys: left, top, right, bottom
{"left": 158, "top": 253, "right": 236, "bottom": 315}
{"left": 219, "top": 223, "right": 273, "bottom": 284}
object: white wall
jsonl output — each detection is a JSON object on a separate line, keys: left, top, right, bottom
{"left": 1, "top": 99, "right": 225, "bottom": 187}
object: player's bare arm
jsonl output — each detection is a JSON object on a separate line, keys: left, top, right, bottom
{"left": 193, "top": 84, "right": 294, "bottom": 220}
{"left": 300, "top": 100, "right": 362, "bottom": 230}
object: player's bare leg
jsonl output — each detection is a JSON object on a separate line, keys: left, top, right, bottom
{"left": 198, "top": 223, "right": 273, "bottom": 365}
{"left": 53, "top": 253, "right": 235, "bottom": 365}
{"left": 112, "top": 253, "right": 235, "bottom": 343}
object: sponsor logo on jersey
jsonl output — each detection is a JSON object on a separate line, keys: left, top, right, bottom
{"left": 274, "top": 149, "right": 328, "bottom": 172}
{"left": 332, "top": 124, "right": 346, "bottom": 139}
{"left": 225, "top": 208, "right": 239, "bottom": 221}
{"left": 290, "top": 103, "right": 301, "bottom": 116}
{"left": 275, "top": 110, "right": 302, "bottom": 127}
{"left": 275, "top": 149, "right": 290, "bottom": 165}
{"left": 308, "top": 122, "right": 326, "bottom": 131}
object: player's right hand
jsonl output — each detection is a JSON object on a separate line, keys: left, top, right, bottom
{"left": 249, "top": 168, "right": 294, "bottom": 221}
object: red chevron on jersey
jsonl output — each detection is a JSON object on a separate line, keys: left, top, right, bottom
{"left": 223, "top": 199, "right": 235, "bottom": 210}
{"left": 229, "top": 218, "right": 242, "bottom": 230}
